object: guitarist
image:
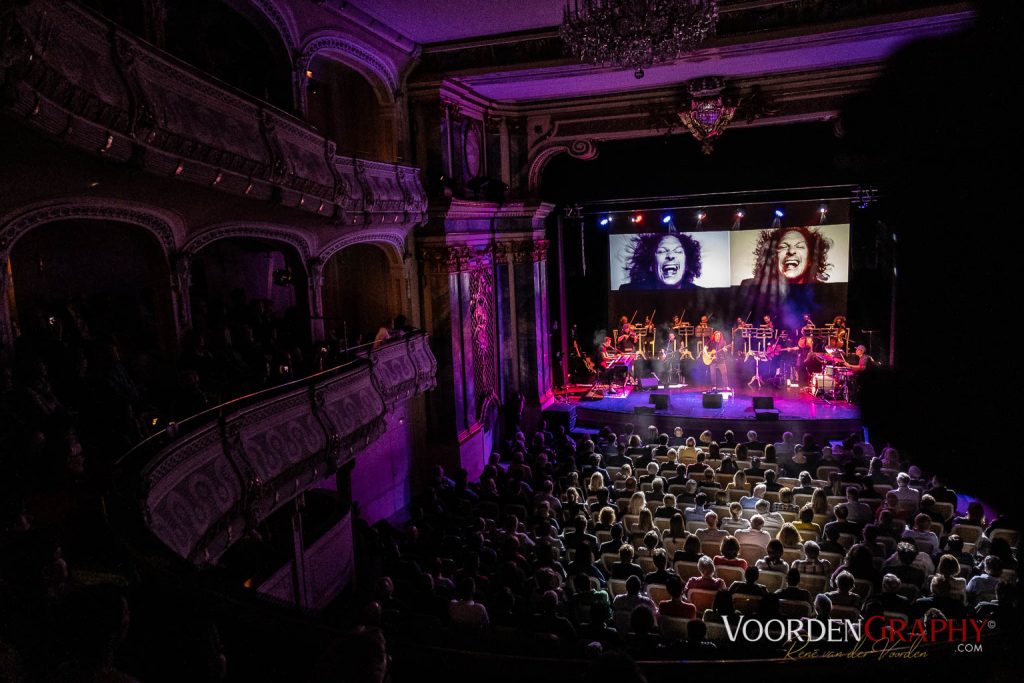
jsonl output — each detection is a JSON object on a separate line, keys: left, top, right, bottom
{"left": 703, "top": 329, "right": 732, "bottom": 389}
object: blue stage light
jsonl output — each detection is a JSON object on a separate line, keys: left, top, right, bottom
{"left": 599, "top": 217, "right": 610, "bottom": 226}
{"left": 662, "top": 214, "right": 673, "bottom": 224}
{"left": 774, "top": 208, "right": 785, "bottom": 218}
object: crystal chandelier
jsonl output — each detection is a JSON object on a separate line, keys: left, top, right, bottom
{"left": 560, "top": 0, "right": 719, "bottom": 79}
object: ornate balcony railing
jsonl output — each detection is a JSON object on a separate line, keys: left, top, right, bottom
{"left": 0, "top": 0, "right": 427, "bottom": 225}
{"left": 115, "top": 332, "right": 435, "bottom": 566}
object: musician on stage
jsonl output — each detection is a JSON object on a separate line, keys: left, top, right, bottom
{"left": 705, "top": 329, "right": 731, "bottom": 389}
{"left": 761, "top": 315, "right": 774, "bottom": 329}
{"left": 600, "top": 336, "right": 618, "bottom": 369}
{"left": 844, "top": 345, "right": 872, "bottom": 373}
{"left": 843, "top": 345, "right": 873, "bottom": 402}
{"left": 829, "top": 315, "right": 849, "bottom": 350}
{"left": 796, "top": 334, "right": 819, "bottom": 386}
{"left": 600, "top": 336, "right": 625, "bottom": 394}
{"left": 616, "top": 316, "right": 638, "bottom": 352}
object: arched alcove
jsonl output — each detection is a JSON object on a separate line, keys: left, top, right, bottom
{"left": 9, "top": 220, "right": 176, "bottom": 361}
{"left": 188, "top": 237, "right": 310, "bottom": 350}
{"left": 305, "top": 56, "right": 395, "bottom": 161}
{"left": 163, "top": 0, "right": 294, "bottom": 110}
{"left": 321, "top": 243, "right": 405, "bottom": 348}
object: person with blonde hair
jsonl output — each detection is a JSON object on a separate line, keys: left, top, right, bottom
{"left": 777, "top": 523, "right": 803, "bottom": 549}
{"left": 627, "top": 491, "right": 647, "bottom": 516}
{"left": 696, "top": 511, "right": 728, "bottom": 544}
{"left": 635, "top": 508, "right": 656, "bottom": 535}
{"left": 596, "top": 506, "right": 618, "bottom": 532}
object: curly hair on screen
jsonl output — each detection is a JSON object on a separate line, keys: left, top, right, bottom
{"left": 623, "top": 233, "right": 702, "bottom": 287}
{"left": 751, "top": 226, "right": 833, "bottom": 284}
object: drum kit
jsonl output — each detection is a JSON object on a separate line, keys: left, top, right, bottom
{"left": 810, "top": 347, "right": 853, "bottom": 402}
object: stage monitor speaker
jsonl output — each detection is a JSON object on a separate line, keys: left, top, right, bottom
{"left": 755, "top": 409, "right": 780, "bottom": 421}
{"left": 650, "top": 393, "right": 669, "bottom": 410}
{"left": 702, "top": 393, "right": 723, "bottom": 409}
{"left": 638, "top": 376, "right": 660, "bottom": 391}
{"left": 633, "top": 405, "right": 655, "bottom": 415}
{"left": 542, "top": 403, "right": 577, "bottom": 431}
{"left": 752, "top": 396, "right": 775, "bottom": 410}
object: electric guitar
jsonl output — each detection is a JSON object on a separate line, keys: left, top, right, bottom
{"left": 702, "top": 342, "right": 734, "bottom": 365}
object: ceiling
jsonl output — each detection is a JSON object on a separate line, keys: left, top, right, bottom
{"left": 345, "top": 0, "right": 564, "bottom": 44}
{"left": 454, "top": 12, "right": 971, "bottom": 103}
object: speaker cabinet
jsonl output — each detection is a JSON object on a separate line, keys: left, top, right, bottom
{"left": 702, "top": 393, "right": 723, "bottom": 409}
{"left": 752, "top": 396, "right": 775, "bottom": 410}
{"left": 650, "top": 393, "right": 669, "bottom": 410}
{"left": 542, "top": 403, "right": 577, "bottom": 431}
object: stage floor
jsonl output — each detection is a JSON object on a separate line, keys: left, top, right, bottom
{"left": 564, "top": 384, "right": 862, "bottom": 441}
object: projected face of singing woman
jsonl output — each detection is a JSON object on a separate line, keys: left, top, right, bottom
{"left": 654, "top": 235, "right": 686, "bottom": 286}
{"left": 776, "top": 229, "right": 809, "bottom": 282}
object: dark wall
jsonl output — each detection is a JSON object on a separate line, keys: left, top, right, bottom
{"left": 541, "top": 120, "right": 849, "bottom": 204}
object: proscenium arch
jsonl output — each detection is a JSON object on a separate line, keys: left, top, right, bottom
{"left": 296, "top": 33, "right": 400, "bottom": 113}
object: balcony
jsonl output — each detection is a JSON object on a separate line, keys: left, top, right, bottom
{"left": 0, "top": 0, "right": 426, "bottom": 225}
{"left": 113, "top": 332, "right": 435, "bottom": 568}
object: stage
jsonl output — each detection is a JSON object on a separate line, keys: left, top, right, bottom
{"left": 559, "top": 384, "right": 862, "bottom": 442}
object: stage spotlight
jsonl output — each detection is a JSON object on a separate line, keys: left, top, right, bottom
{"left": 661, "top": 214, "right": 673, "bottom": 224}
{"left": 735, "top": 209, "right": 745, "bottom": 219}
{"left": 818, "top": 204, "right": 829, "bottom": 224}
{"left": 599, "top": 216, "right": 610, "bottom": 226}
{"left": 630, "top": 214, "right": 643, "bottom": 224}
{"left": 696, "top": 210, "right": 707, "bottom": 221}
{"left": 774, "top": 209, "right": 785, "bottom": 218}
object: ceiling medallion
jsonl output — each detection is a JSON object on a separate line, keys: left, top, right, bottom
{"left": 560, "top": 0, "right": 719, "bottom": 79}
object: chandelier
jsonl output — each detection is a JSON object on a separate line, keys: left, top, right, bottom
{"left": 560, "top": 0, "right": 719, "bottom": 79}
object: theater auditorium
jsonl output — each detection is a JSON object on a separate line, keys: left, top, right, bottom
{"left": 0, "top": 1, "right": 1019, "bottom": 681}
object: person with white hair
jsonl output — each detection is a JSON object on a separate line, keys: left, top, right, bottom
{"left": 739, "top": 483, "right": 767, "bottom": 510}
{"left": 744, "top": 430, "right": 766, "bottom": 452}
{"left": 735, "top": 515, "right": 772, "bottom": 551}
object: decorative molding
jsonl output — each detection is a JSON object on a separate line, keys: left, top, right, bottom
{"left": 318, "top": 229, "right": 408, "bottom": 264}
{"left": 0, "top": 0, "right": 426, "bottom": 227}
{"left": 0, "top": 198, "right": 182, "bottom": 257}
{"left": 528, "top": 139, "right": 599, "bottom": 193}
{"left": 182, "top": 223, "right": 314, "bottom": 263}
{"left": 296, "top": 32, "right": 400, "bottom": 111}
{"left": 137, "top": 332, "right": 436, "bottom": 566}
